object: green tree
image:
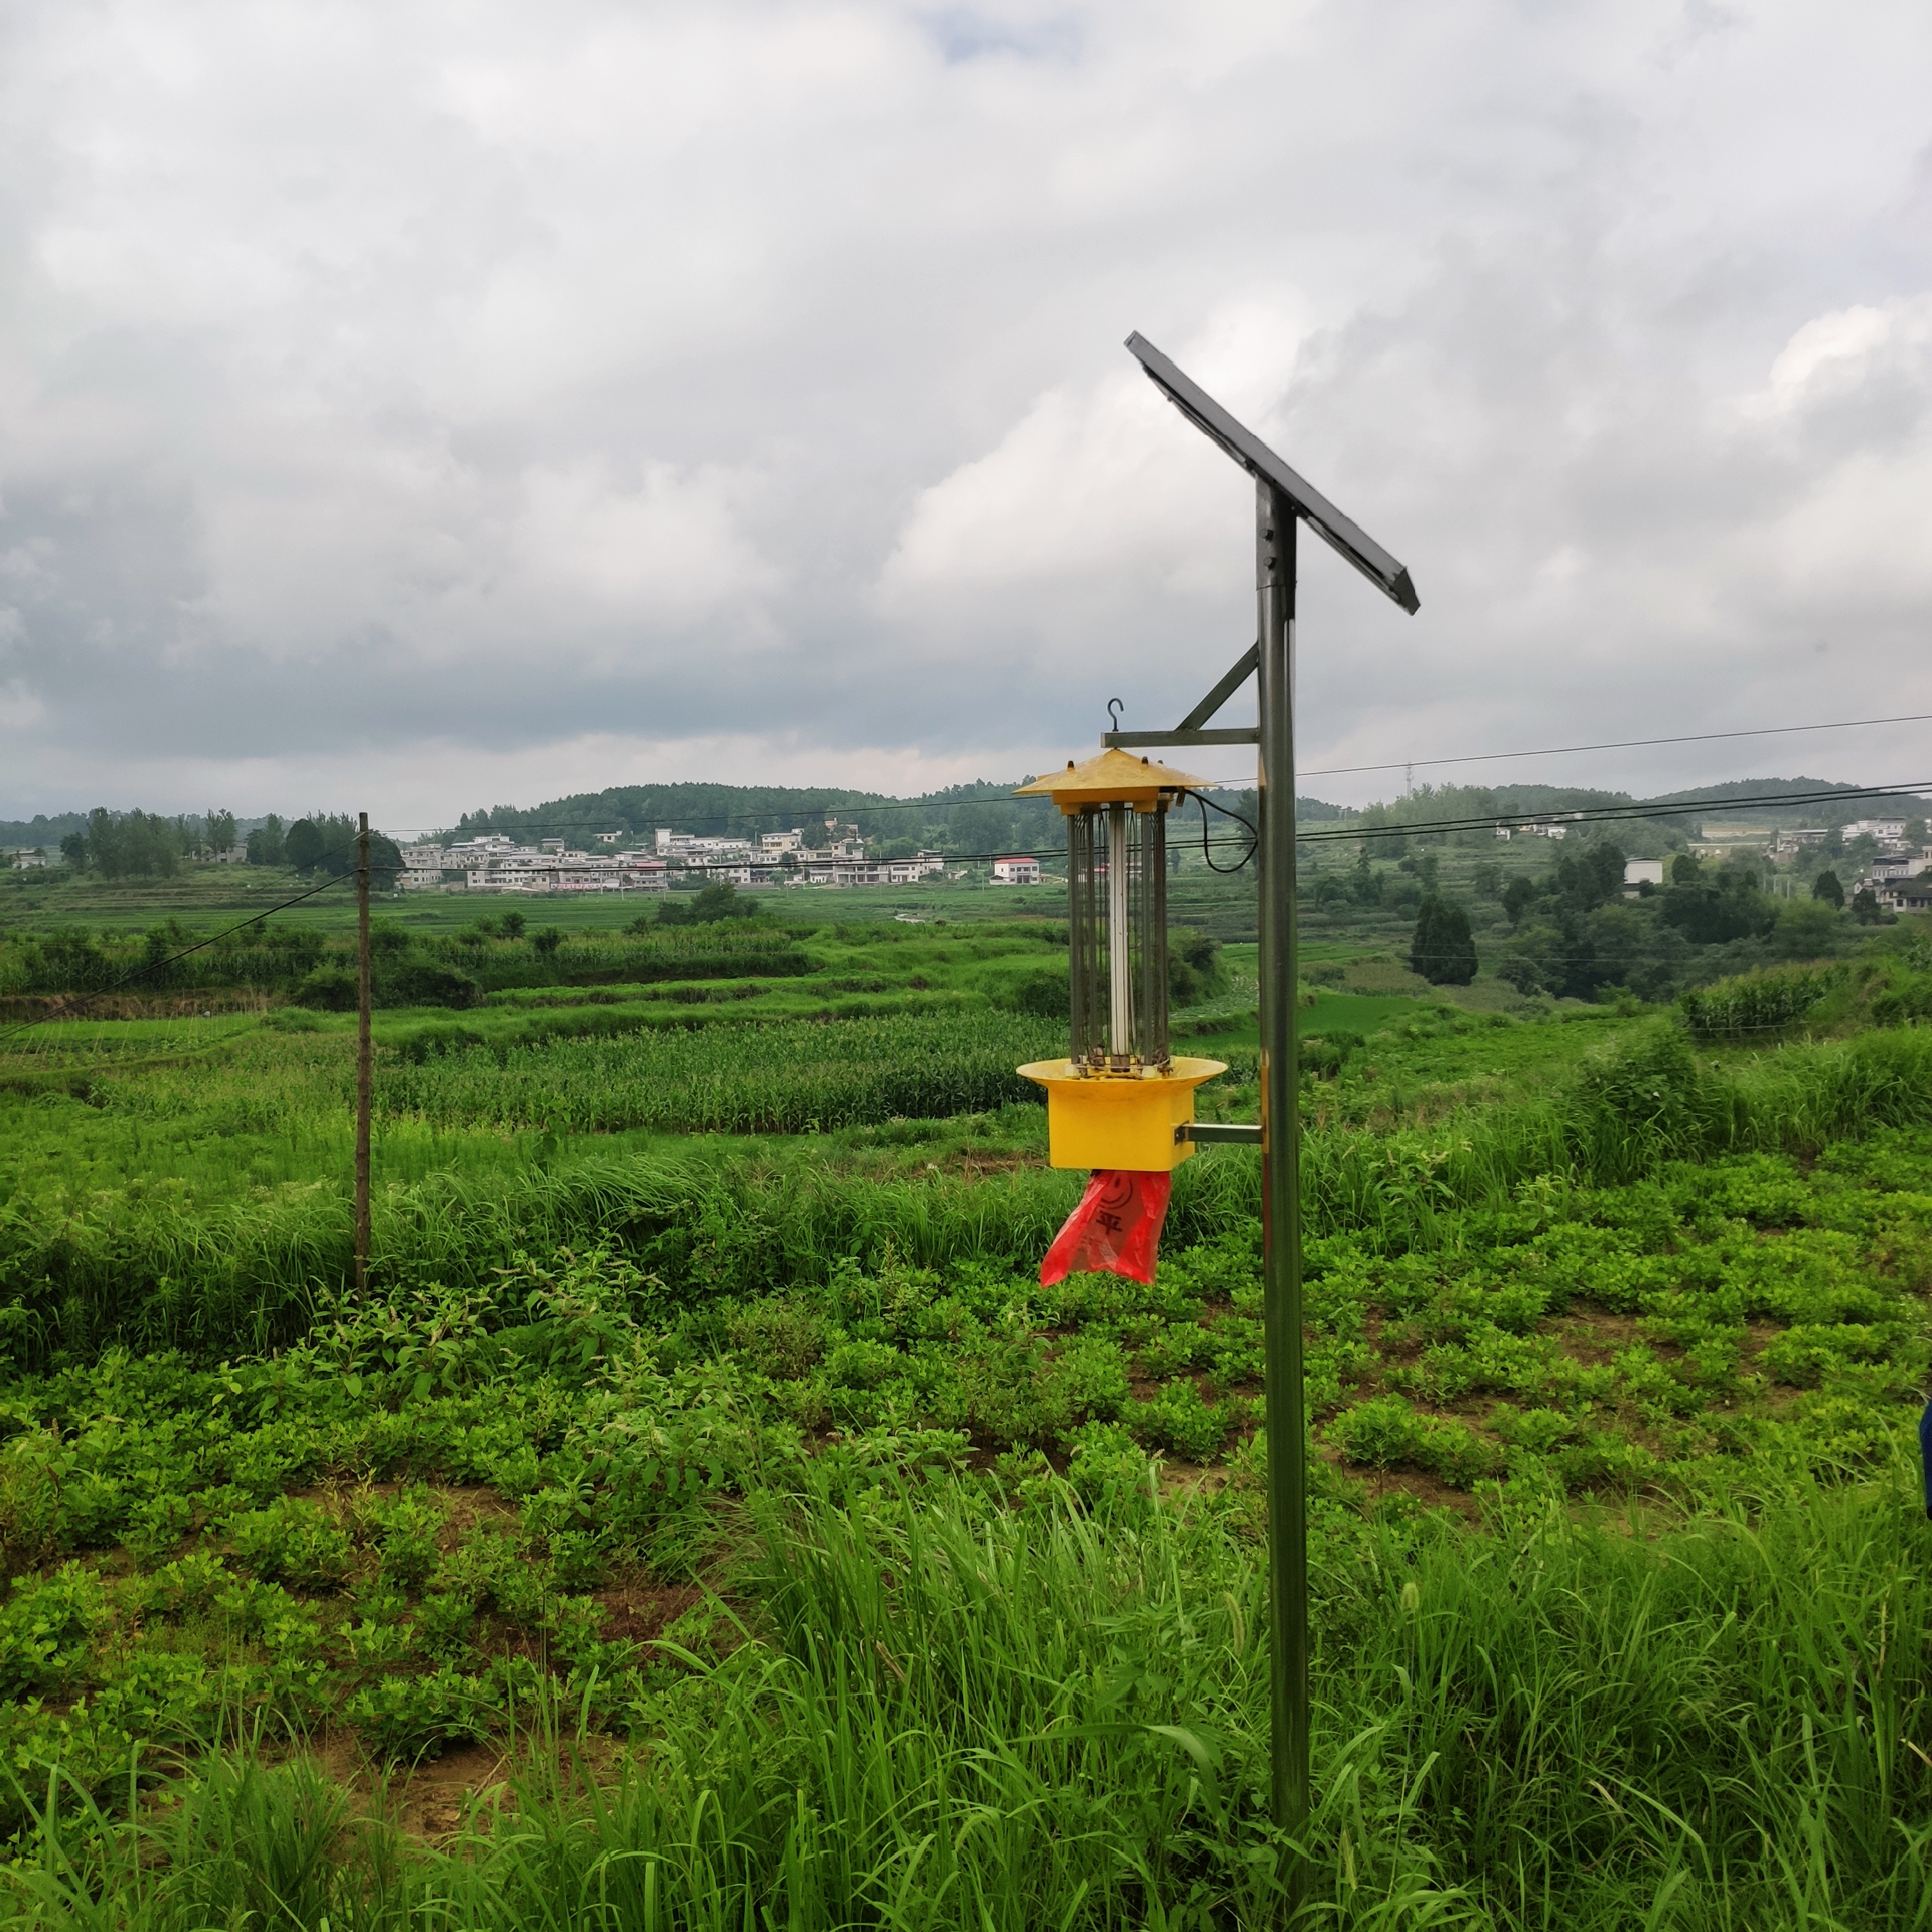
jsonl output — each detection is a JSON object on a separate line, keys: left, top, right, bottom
{"left": 1471, "top": 861, "right": 1502, "bottom": 901}
{"left": 1494, "top": 953, "right": 1542, "bottom": 995}
{"left": 1772, "top": 898, "right": 1841, "bottom": 958}
{"left": 499, "top": 910, "right": 527, "bottom": 939}
{"left": 1671, "top": 853, "right": 1701, "bottom": 887}
{"left": 204, "top": 808, "right": 237, "bottom": 853}
{"left": 59, "top": 831, "right": 88, "bottom": 870}
{"left": 83, "top": 807, "right": 180, "bottom": 878}
{"left": 1409, "top": 894, "right": 1476, "bottom": 985}
{"left": 284, "top": 819, "right": 325, "bottom": 873}
{"left": 1851, "top": 887, "right": 1883, "bottom": 925}
{"left": 247, "top": 815, "right": 287, "bottom": 866}
{"left": 1811, "top": 870, "right": 1844, "bottom": 908}
{"left": 1501, "top": 876, "right": 1535, "bottom": 926}
{"left": 532, "top": 926, "right": 564, "bottom": 956}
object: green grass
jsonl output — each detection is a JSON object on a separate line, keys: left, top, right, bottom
{"left": 6, "top": 1439, "right": 1932, "bottom": 1926}
{"left": 6, "top": 900, "right": 1932, "bottom": 1925}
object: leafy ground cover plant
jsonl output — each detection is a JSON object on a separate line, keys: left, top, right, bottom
{"left": 2, "top": 929, "right": 1931, "bottom": 1923}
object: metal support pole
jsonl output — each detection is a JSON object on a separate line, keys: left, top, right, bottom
{"left": 1256, "top": 483, "right": 1308, "bottom": 1905}
{"left": 355, "top": 812, "right": 372, "bottom": 1295}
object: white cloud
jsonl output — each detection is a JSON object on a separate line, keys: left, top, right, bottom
{"left": 1749, "top": 297, "right": 1932, "bottom": 417}
{"left": 1, "top": 0, "right": 1930, "bottom": 817}
{"left": 516, "top": 460, "right": 774, "bottom": 626}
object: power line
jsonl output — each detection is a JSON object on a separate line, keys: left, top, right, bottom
{"left": 387, "top": 706, "right": 1932, "bottom": 832}
{"left": 7, "top": 780, "right": 1916, "bottom": 1035}
{"left": 27, "top": 709, "right": 1915, "bottom": 854}
{"left": 0, "top": 864, "right": 358, "bottom": 1046}
{"left": 939, "top": 778, "right": 1931, "bottom": 866}
{"left": 1298, "top": 708, "right": 1932, "bottom": 782}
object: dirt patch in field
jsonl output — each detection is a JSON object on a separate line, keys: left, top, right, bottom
{"left": 437, "top": 1485, "right": 522, "bottom": 1545}
{"left": 1545, "top": 1305, "right": 1644, "bottom": 1365}
{"left": 388, "top": 1739, "right": 516, "bottom": 1843}
{"left": 593, "top": 1579, "right": 705, "bottom": 1646}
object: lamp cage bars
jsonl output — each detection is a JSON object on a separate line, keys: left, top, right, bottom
{"left": 1066, "top": 801, "right": 1170, "bottom": 1073}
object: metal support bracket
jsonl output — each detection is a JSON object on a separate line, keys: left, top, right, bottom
{"left": 1104, "top": 640, "right": 1261, "bottom": 751}
{"left": 1177, "top": 1121, "right": 1262, "bottom": 1145}
{"left": 1180, "top": 641, "right": 1260, "bottom": 730}
{"left": 1105, "top": 727, "right": 1259, "bottom": 748}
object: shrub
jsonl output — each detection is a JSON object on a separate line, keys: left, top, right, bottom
{"left": 1680, "top": 966, "right": 1838, "bottom": 1043}
{"left": 379, "top": 960, "right": 483, "bottom": 1009}
{"left": 345, "top": 1664, "right": 497, "bottom": 1760}
{"left": 1409, "top": 896, "right": 1476, "bottom": 986}
{"left": 293, "top": 963, "right": 359, "bottom": 1011}
{"left": 368, "top": 1486, "right": 447, "bottom": 1590}
{"left": 1001, "top": 967, "right": 1069, "bottom": 1018}
{"left": 1300, "top": 1030, "right": 1365, "bottom": 1080}
{"left": 1326, "top": 1396, "right": 1425, "bottom": 1469}
{"left": 1127, "top": 1380, "right": 1230, "bottom": 1462}
{"left": 228, "top": 1499, "right": 352, "bottom": 1590}
{"left": 0, "top": 1565, "right": 109, "bottom": 1698}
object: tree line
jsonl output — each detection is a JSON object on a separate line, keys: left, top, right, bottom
{"left": 54, "top": 809, "right": 400, "bottom": 882}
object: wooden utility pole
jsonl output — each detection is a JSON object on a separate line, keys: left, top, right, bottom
{"left": 355, "top": 811, "right": 372, "bottom": 1293}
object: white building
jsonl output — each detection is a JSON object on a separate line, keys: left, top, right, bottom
{"left": 1842, "top": 818, "right": 1907, "bottom": 843}
{"left": 1623, "top": 859, "right": 1664, "bottom": 890}
{"left": 400, "top": 846, "right": 456, "bottom": 890}
{"left": 1871, "top": 852, "right": 1930, "bottom": 883}
{"left": 446, "top": 836, "right": 670, "bottom": 893}
{"left": 992, "top": 855, "right": 1042, "bottom": 885}
{"left": 655, "top": 828, "right": 755, "bottom": 862}
{"left": 10, "top": 848, "right": 48, "bottom": 869}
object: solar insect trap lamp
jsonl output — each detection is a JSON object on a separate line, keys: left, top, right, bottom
{"left": 1013, "top": 750, "right": 1227, "bottom": 1273}
{"left": 1018, "top": 333, "right": 1420, "bottom": 1913}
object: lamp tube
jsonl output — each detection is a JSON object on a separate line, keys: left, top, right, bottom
{"left": 1107, "top": 802, "right": 1131, "bottom": 1062}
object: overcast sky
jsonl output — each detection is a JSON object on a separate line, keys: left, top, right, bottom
{"left": 2, "top": 0, "right": 1928, "bottom": 829}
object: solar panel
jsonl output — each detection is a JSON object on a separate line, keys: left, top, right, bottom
{"left": 1124, "top": 332, "right": 1420, "bottom": 614}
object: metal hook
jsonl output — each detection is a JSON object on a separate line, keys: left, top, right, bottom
{"left": 1106, "top": 697, "right": 1124, "bottom": 733}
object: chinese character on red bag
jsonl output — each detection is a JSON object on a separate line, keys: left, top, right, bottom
{"left": 1039, "top": 1169, "right": 1172, "bottom": 1286}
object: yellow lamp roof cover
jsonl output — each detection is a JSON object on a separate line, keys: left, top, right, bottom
{"left": 1014, "top": 746, "right": 1208, "bottom": 815}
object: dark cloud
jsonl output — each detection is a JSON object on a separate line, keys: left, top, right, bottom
{"left": 0, "top": 0, "right": 1928, "bottom": 822}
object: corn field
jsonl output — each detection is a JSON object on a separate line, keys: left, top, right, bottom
{"left": 376, "top": 1011, "right": 1068, "bottom": 1134}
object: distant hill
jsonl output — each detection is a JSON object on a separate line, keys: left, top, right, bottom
{"left": 451, "top": 779, "right": 1068, "bottom": 859}
{"left": 5, "top": 770, "right": 1904, "bottom": 864}
{"left": 1634, "top": 777, "right": 1875, "bottom": 825}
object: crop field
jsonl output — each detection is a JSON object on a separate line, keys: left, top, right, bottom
{"left": 1, "top": 898, "right": 1931, "bottom": 1928}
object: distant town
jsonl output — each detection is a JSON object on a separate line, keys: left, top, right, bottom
{"left": 399, "top": 824, "right": 978, "bottom": 894}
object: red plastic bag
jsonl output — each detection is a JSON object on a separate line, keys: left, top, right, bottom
{"left": 1040, "top": 1170, "right": 1173, "bottom": 1287}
